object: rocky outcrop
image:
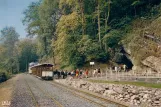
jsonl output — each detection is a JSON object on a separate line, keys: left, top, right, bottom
{"left": 142, "top": 56, "right": 161, "bottom": 72}
{"left": 55, "top": 79, "right": 161, "bottom": 107}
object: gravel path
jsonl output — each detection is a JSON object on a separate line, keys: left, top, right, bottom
{"left": 11, "top": 74, "right": 115, "bottom": 107}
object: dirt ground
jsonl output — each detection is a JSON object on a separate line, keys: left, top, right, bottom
{"left": 0, "top": 75, "right": 17, "bottom": 107}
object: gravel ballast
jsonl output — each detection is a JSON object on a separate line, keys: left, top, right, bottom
{"left": 10, "top": 74, "right": 119, "bottom": 107}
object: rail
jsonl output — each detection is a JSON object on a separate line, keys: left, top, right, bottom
{"left": 50, "top": 81, "right": 128, "bottom": 107}
{"left": 25, "top": 79, "right": 39, "bottom": 107}
{"left": 25, "top": 79, "right": 63, "bottom": 107}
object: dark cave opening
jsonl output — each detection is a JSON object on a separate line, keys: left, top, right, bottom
{"left": 114, "top": 53, "right": 133, "bottom": 69}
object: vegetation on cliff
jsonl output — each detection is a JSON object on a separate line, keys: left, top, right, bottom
{"left": 1, "top": 0, "right": 161, "bottom": 75}
{"left": 22, "top": 0, "right": 161, "bottom": 69}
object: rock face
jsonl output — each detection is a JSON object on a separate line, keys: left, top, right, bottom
{"left": 142, "top": 56, "right": 161, "bottom": 72}
{"left": 56, "top": 79, "right": 161, "bottom": 107}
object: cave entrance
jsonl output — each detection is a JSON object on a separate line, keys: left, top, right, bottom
{"left": 121, "top": 55, "right": 133, "bottom": 69}
{"left": 115, "top": 53, "right": 133, "bottom": 69}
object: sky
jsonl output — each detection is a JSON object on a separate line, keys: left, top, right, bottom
{"left": 0, "top": 0, "right": 38, "bottom": 38}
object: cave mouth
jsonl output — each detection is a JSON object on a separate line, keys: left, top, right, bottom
{"left": 122, "top": 55, "right": 133, "bottom": 69}
{"left": 115, "top": 53, "right": 133, "bottom": 69}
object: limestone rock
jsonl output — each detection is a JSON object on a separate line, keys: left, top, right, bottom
{"left": 76, "top": 80, "right": 87, "bottom": 88}
{"left": 94, "top": 85, "right": 105, "bottom": 93}
{"left": 143, "top": 94, "right": 149, "bottom": 99}
{"left": 88, "top": 84, "right": 95, "bottom": 91}
{"left": 103, "top": 90, "right": 117, "bottom": 96}
{"left": 113, "top": 86, "right": 123, "bottom": 94}
{"left": 142, "top": 56, "right": 161, "bottom": 72}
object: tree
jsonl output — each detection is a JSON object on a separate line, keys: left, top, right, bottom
{"left": 0, "top": 27, "right": 19, "bottom": 73}
{"left": 39, "top": 0, "right": 60, "bottom": 63}
{"left": 23, "top": 0, "right": 61, "bottom": 63}
{"left": 131, "top": 0, "right": 143, "bottom": 16}
{"left": 55, "top": 12, "right": 81, "bottom": 68}
{"left": 97, "top": 0, "right": 101, "bottom": 48}
{"left": 22, "top": 0, "right": 161, "bottom": 70}
{"left": 17, "top": 39, "right": 38, "bottom": 72}
{"left": 22, "top": 0, "right": 42, "bottom": 37}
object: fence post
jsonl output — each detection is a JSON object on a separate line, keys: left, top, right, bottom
{"left": 118, "top": 70, "right": 120, "bottom": 81}
{"left": 158, "top": 72, "right": 160, "bottom": 78}
{"left": 110, "top": 67, "right": 112, "bottom": 80}
{"left": 106, "top": 68, "right": 107, "bottom": 80}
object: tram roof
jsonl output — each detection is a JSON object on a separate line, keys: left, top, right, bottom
{"left": 30, "top": 63, "right": 53, "bottom": 69}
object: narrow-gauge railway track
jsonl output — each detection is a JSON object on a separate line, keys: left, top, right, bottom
{"left": 51, "top": 82, "right": 107, "bottom": 107}
{"left": 25, "top": 79, "right": 39, "bottom": 107}
{"left": 25, "top": 79, "right": 63, "bottom": 107}
{"left": 12, "top": 74, "right": 122, "bottom": 107}
{"left": 49, "top": 81, "right": 128, "bottom": 107}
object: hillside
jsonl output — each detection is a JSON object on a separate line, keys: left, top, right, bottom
{"left": 122, "top": 5, "right": 161, "bottom": 72}
{"left": 52, "top": 1, "right": 161, "bottom": 71}
{"left": 2, "top": 0, "right": 159, "bottom": 73}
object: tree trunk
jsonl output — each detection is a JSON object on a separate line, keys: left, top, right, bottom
{"left": 79, "top": 0, "right": 85, "bottom": 35}
{"left": 44, "top": 36, "right": 47, "bottom": 54}
{"left": 97, "top": 1, "right": 101, "bottom": 48}
{"left": 105, "top": 12, "right": 107, "bottom": 33}
{"left": 26, "top": 58, "right": 28, "bottom": 72}
{"left": 52, "top": 38, "right": 56, "bottom": 65}
{"left": 107, "top": 0, "right": 111, "bottom": 24}
{"left": 105, "top": 41, "right": 108, "bottom": 52}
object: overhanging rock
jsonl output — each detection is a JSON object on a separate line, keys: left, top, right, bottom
{"left": 142, "top": 56, "right": 161, "bottom": 72}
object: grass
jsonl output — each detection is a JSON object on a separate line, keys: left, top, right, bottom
{"left": 88, "top": 79, "right": 161, "bottom": 89}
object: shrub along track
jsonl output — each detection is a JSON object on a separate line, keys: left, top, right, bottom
{"left": 49, "top": 81, "right": 128, "bottom": 107}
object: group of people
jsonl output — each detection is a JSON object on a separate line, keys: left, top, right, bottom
{"left": 111, "top": 64, "right": 127, "bottom": 72}
{"left": 93, "top": 68, "right": 101, "bottom": 77}
{"left": 70, "top": 69, "right": 89, "bottom": 79}
{"left": 54, "top": 69, "right": 68, "bottom": 79}
{"left": 53, "top": 64, "right": 127, "bottom": 79}
{"left": 53, "top": 69, "right": 89, "bottom": 79}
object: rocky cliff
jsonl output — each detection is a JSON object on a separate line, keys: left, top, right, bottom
{"left": 122, "top": 15, "right": 161, "bottom": 73}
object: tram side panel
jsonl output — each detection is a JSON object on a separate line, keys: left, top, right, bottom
{"left": 42, "top": 71, "right": 53, "bottom": 80}
{"left": 28, "top": 68, "right": 32, "bottom": 74}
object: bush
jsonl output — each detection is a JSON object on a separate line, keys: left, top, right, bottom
{"left": 96, "top": 51, "right": 110, "bottom": 63}
{"left": 70, "top": 53, "right": 85, "bottom": 68}
{"left": 110, "top": 17, "right": 132, "bottom": 29}
{"left": 103, "top": 30, "right": 123, "bottom": 48}
{"left": 114, "top": 53, "right": 124, "bottom": 63}
{"left": 0, "top": 72, "right": 9, "bottom": 83}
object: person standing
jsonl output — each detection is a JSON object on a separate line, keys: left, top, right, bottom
{"left": 123, "top": 64, "right": 127, "bottom": 72}
{"left": 95, "top": 68, "right": 98, "bottom": 77}
{"left": 98, "top": 68, "right": 101, "bottom": 77}
{"left": 115, "top": 66, "right": 118, "bottom": 72}
{"left": 57, "top": 70, "right": 61, "bottom": 79}
{"left": 79, "top": 69, "right": 83, "bottom": 79}
{"left": 76, "top": 69, "right": 79, "bottom": 78}
{"left": 85, "top": 69, "right": 88, "bottom": 78}
{"left": 71, "top": 70, "right": 74, "bottom": 78}
{"left": 63, "top": 70, "right": 67, "bottom": 79}
{"left": 61, "top": 70, "right": 64, "bottom": 79}
{"left": 93, "top": 69, "right": 96, "bottom": 77}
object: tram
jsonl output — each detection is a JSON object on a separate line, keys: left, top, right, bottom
{"left": 29, "top": 63, "right": 54, "bottom": 80}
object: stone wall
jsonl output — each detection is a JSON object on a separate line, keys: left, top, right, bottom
{"left": 55, "top": 78, "right": 161, "bottom": 107}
